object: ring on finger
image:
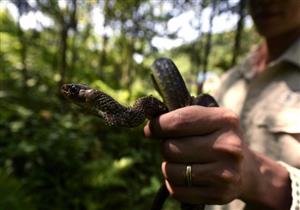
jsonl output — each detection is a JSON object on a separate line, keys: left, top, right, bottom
{"left": 185, "top": 165, "right": 192, "bottom": 187}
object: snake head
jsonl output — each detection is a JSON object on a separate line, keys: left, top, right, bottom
{"left": 61, "top": 84, "right": 91, "bottom": 104}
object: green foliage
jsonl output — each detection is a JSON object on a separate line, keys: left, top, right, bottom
{"left": 0, "top": 0, "right": 259, "bottom": 209}
{"left": 0, "top": 169, "right": 34, "bottom": 210}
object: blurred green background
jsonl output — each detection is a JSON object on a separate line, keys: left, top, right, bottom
{"left": 0, "top": 0, "right": 259, "bottom": 209}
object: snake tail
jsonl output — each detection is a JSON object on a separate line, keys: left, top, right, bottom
{"left": 61, "top": 84, "right": 168, "bottom": 127}
{"left": 150, "top": 184, "right": 169, "bottom": 210}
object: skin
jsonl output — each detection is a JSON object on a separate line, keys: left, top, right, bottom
{"left": 144, "top": 0, "right": 300, "bottom": 209}
{"left": 249, "top": 0, "right": 300, "bottom": 61}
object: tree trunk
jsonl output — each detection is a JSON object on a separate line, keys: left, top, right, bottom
{"left": 58, "top": 0, "right": 77, "bottom": 89}
{"left": 231, "top": 0, "right": 246, "bottom": 67}
{"left": 198, "top": 0, "right": 217, "bottom": 94}
{"left": 69, "top": 0, "right": 78, "bottom": 74}
{"left": 98, "top": 35, "right": 108, "bottom": 79}
{"left": 98, "top": 0, "right": 110, "bottom": 79}
{"left": 122, "top": 37, "right": 134, "bottom": 90}
{"left": 70, "top": 30, "right": 78, "bottom": 78}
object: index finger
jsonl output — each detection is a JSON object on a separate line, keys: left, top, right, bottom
{"left": 144, "top": 106, "right": 239, "bottom": 138}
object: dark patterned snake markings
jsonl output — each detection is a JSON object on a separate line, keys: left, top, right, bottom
{"left": 61, "top": 57, "right": 218, "bottom": 210}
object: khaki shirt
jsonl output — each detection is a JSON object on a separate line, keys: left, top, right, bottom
{"left": 207, "top": 38, "right": 300, "bottom": 210}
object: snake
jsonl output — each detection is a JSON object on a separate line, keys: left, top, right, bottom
{"left": 61, "top": 57, "right": 218, "bottom": 210}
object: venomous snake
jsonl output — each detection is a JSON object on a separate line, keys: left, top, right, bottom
{"left": 61, "top": 57, "right": 218, "bottom": 210}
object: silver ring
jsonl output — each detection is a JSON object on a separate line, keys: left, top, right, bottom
{"left": 185, "top": 165, "right": 192, "bottom": 187}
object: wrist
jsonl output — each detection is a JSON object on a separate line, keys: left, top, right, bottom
{"left": 240, "top": 149, "right": 292, "bottom": 210}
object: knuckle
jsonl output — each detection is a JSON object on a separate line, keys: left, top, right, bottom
{"left": 221, "top": 109, "right": 240, "bottom": 127}
{"left": 161, "top": 140, "right": 179, "bottom": 160}
{"left": 214, "top": 134, "right": 243, "bottom": 155}
{"left": 168, "top": 110, "right": 190, "bottom": 129}
{"left": 161, "top": 140, "right": 171, "bottom": 155}
{"left": 209, "top": 169, "right": 241, "bottom": 204}
{"left": 220, "top": 169, "right": 238, "bottom": 184}
{"left": 213, "top": 165, "right": 241, "bottom": 185}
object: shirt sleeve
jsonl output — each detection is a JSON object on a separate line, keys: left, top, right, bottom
{"left": 279, "top": 162, "right": 300, "bottom": 210}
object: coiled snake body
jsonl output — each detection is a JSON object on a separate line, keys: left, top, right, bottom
{"left": 61, "top": 57, "right": 218, "bottom": 210}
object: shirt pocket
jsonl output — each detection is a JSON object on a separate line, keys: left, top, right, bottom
{"left": 262, "top": 107, "right": 300, "bottom": 134}
{"left": 257, "top": 107, "right": 300, "bottom": 167}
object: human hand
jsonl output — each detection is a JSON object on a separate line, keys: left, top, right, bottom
{"left": 144, "top": 106, "right": 292, "bottom": 209}
{"left": 144, "top": 106, "right": 245, "bottom": 204}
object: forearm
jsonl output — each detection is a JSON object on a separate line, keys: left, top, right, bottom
{"left": 240, "top": 149, "right": 292, "bottom": 210}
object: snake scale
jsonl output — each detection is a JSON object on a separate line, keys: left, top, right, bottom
{"left": 61, "top": 57, "right": 219, "bottom": 210}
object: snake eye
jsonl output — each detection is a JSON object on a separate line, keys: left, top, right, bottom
{"left": 70, "top": 85, "right": 79, "bottom": 94}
